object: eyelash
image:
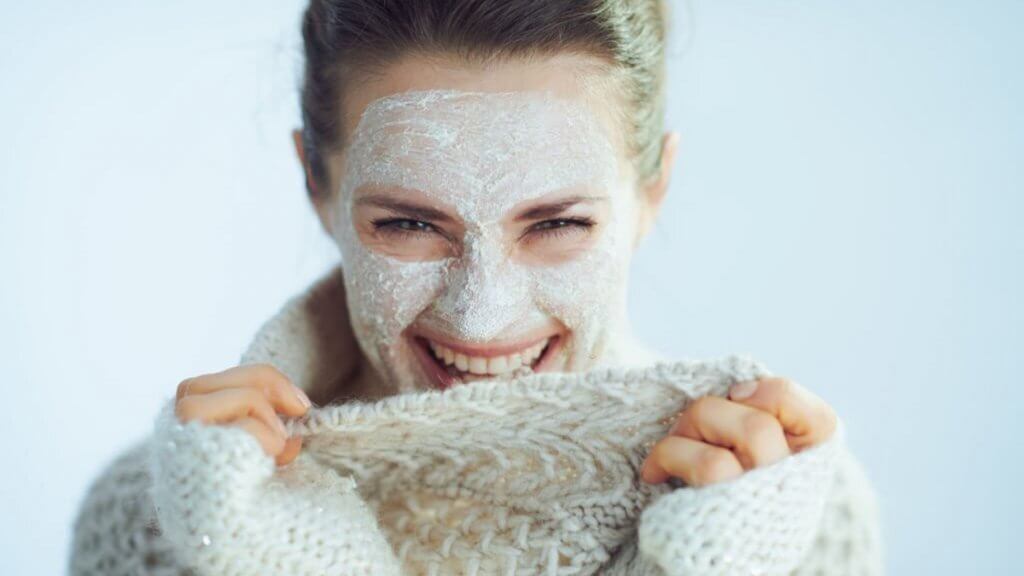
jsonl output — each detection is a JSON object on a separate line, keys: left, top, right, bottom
{"left": 371, "top": 218, "right": 439, "bottom": 239}
{"left": 524, "top": 217, "right": 596, "bottom": 240}
{"left": 370, "top": 217, "right": 596, "bottom": 241}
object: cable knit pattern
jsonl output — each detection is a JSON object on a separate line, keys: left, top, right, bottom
{"left": 149, "top": 399, "right": 402, "bottom": 575}
{"left": 148, "top": 354, "right": 844, "bottom": 576}
{"left": 69, "top": 265, "right": 884, "bottom": 575}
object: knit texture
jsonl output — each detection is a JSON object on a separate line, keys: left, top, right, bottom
{"left": 69, "top": 265, "right": 885, "bottom": 575}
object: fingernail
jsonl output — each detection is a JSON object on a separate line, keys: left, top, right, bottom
{"left": 729, "top": 380, "right": 758, "bottom": 400}
{"left": 294, "top": 386, "right": 312, "bottom": 408}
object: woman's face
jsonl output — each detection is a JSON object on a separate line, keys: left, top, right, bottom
{"left": 302, "top": 54, "right": 675, "bottom": 393}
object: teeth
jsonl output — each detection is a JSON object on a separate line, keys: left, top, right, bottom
{"left": 427, "top": 338, "right": 549, "bottom": 376}
{"left": 488, "top": 356, "right": 508, "bottom": 373}
{"left": 469, "top": 356, "right": 487, "bottom": 375}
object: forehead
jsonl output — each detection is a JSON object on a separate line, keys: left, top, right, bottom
{"left": 342, "top": 90, "right": 619, "bottom": 201}
{"left": 354, "top": 89, "right": 607, "bottom": 155}
{"left": 339, "top": 52, "right": 628, "bottom": 151}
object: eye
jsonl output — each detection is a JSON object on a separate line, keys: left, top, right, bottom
{"left": 525, "top": 217, "right": 596, "bottom": 240}
{"left": 371, "top": 217, "right": 439, "bottom": 238}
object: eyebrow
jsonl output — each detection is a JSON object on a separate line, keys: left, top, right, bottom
{"left": 515, "top": 195, "right": 608, "bottom": 221}
{"left": 354, "top": 195, "right": 456, "bottom": 223}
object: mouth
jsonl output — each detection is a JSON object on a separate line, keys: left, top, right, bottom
{"left": 410, "top": 333, "right": 563, "bottom": 390}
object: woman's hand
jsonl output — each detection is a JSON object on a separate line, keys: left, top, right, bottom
{"left": 174, "top": 363, "right": 313, "bottom": 466}
{"left": 640, "top": 376, "right": 837, "bottom": 486}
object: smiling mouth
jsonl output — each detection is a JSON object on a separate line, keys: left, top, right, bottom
{"left": 412, "top": 334, "right": 560, "bottom": 388}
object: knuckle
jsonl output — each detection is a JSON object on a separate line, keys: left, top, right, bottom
{"left": 253, "top": 362, "right": 286, "bottom": 383}
{"left": 237, "top": 385, "right": 264, "bottom": 404}
{"left": 251, "top": 363, "right": 289, "bottom": 397}
{"left": 816, "top": 404, "right": 839, "bottom": 441}
{"left": 764, "top": 376, "right": 792, "bottom": 398}
{"left": 649, "top": 437, "right": 672, "bottom": 463}
{"left": 695, "top": 448, "right": 739, "bottom": 484}
{"left": 742, "top": 410, "right": 782, "bottom": 439}
{"left": 176, "top": 377, "right": 196, "bottom": 398}
{"left": 245, "top": 391, "right": 274, "bottom": 416}
{"left": 687, "top": 396, "right": 715, "bottom": 422}
{"left": 741, "top": 412, "right": 786, "bottom": 466}
{"left": 825, "top": 406, "right": 838, "bottom": 432}
{"left": 174, "top": 395, "right": 198, "bottom": 421}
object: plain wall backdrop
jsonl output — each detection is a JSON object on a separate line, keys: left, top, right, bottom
{"left": 2, "top": 1, "right": 1020, "bottom": 573}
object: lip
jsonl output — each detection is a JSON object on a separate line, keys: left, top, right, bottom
{"left": 408, "top": 331, "right": 564, "bottom": 390}
{"left": 410, "top": 326, "right": 554, "bottom": 358}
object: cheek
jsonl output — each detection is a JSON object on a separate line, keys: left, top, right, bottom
{"left": 332, "top": 196, "right": 447, "bottom": 349}
{"left": 529, "top": 205, "right": 635, "bottom": 334}
{"left": 530, "top": 246, "right": 629, "bottom": 331}
{"left": 342, "top": 248, "right": 448, "bottom": 352}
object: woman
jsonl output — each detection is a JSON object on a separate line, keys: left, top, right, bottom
{"left": 70, "top": 1, "right": 884, "bottom": 574}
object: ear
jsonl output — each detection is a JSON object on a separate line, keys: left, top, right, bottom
{"left": 292, "top": 128, "right": 320, "bottom": 197}
{"left": 292, "top": 128, "right": 335, "bottom": 237}
{"left": 634, "top": 131, "right": 680, "bottom": 246}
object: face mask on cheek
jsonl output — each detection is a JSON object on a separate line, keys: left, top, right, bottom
{"left": 329, "top": 89, "right": 638, "bottom": 392}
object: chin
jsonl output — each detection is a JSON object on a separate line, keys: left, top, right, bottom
{"left": 403, "top": 326, "right": 568, "bottom": 391}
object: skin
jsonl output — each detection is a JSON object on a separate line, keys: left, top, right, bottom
{"left": 174, "top": 52, "right": 837, "bottom": 489}
{"left": 332, "top": 88, "right": 639, "bottom": 392}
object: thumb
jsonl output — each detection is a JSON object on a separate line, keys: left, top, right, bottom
{"left": 275, "top": 435, "right": 303, "bottom": 466}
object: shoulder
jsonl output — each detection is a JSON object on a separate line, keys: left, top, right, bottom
{"left": 69, "top": 437, "right": 191, "bottom": 575}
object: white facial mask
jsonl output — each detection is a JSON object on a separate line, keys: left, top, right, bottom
{"left": 329, "top": 89, "right": 640, "bottom": 392}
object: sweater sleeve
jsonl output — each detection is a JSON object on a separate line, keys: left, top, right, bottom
{"left": 636, "top": 418, "right": 852, "bottom": 576}
{"left": 789, "top": 436, "right": 885, "bottom": 575}
{"left": 147, "top": 398, "right": 403, "bottom": 576}
{"left": 69, "top": 438, "right": 195, "bottom": 576}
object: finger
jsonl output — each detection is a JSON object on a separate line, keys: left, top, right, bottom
{"left": 275, "top": 436, "right": 303, "bottom": 467}
{"left": 727, "top": 376, "right": 838, "bottom": 451}
{"left": 670, "top": 395, "right": 790, "bottom": 470}
{"left": 230, "top": 417, "right": 286, "bottom": 457}
{"left": 176, "top": 387, "right": 288, "bottom": 440}
{"left": 641, "top": 435, "right": 744, "bottom": 487}
{"left": 177, "top": 363, "right": 312, "bottom": 416}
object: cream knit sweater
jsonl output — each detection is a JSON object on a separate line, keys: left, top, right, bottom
{"left": 69, "top": 265, "right": 885, "bottom": 575}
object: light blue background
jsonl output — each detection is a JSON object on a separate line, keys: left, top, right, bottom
{"left": 2, "top": 1, "right": 1019, "bottom": 574}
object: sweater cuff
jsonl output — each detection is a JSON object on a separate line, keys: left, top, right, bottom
{"left": 148, "top": 397, "right": 275, "bottom": 568}
{"left": 637, "top": 418, "right": 845, "bottom": 576}
{"left": 148, "top": 397, "right": 402, "bottom": 576}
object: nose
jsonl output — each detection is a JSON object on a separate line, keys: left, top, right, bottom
{"left": 429, "top": 229, "right": 530, "bottom": 342}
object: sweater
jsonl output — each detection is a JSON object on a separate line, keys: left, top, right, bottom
{"left": 69, "top": 264, "right": 885, "bottom": 575}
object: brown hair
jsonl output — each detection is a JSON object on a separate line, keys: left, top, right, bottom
{"left": 299, "top": 0, "right": 669, "bottom": 200}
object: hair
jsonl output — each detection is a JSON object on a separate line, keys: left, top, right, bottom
{"left": 299, "top": 0, "right": 669, "bottom": 201}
